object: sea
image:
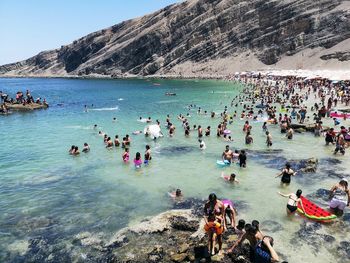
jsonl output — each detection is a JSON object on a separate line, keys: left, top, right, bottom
{"left": 0, "top": 77, "right": 349, "bottom": 263}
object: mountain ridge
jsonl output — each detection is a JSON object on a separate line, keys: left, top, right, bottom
{"left": 1, "top": 0, "right": 350, "bottom": 78}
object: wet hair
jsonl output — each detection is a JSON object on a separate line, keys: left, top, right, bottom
{"left": 71, "top": 145, "right": 75, "bottom": 150}
{"left": 340, "top": 179, "right": 348, "bottom": 188}
{"left": 296, "top": 189, "right": 302, "bottom": 198}
{"left": 244, "top": 223, "right": 252, "bottom": 232}
{"left": 74, "top": 146, "right": 78, "bottom": 151}
{"left": 176, "top": 189, "right": 182, "bottom": 196}
{"left": 115, "top": 135, "right": 119, "bottom": 138}
{"left": 230, "top": 173, "right": 236, "bottom": 179}
{"left": 84, "top": 143, "right": 88, "bottom": 146}
{"left": 285, "top": 162, "right": 291, "bottom": 169}
{"left": 252, "top": 220, "right": 260, "bottom": 230}
{"left": 237, "top": 219, "right": 245, "bottom": 230}
{"left": 135, "top": 152, "right": 141, "bottom": 160}
{"left": 146, "top": 145, "right": 150, "bottom": 150}
{"left": 208, "top": 193, "right": 217, "bottom": 202}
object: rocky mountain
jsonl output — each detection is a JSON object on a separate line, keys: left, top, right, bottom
{"left": 1, "top": 0, "right": 350, "bottom": 77}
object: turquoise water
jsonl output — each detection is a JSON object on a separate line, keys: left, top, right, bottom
{"left": 0, "top": 78, "right": 349, "bottom": 262}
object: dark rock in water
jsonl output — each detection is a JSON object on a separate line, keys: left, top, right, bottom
{"left": 337, "top": 241, "right": 350, "bottom": 258}
{"left": 172, "top": 198, "right": 204, "bottom": 217}
{"left": 343, "top": 213, "right": 350, "bottom": 223}
{"left": 320, "top": 158, "right": 342, "bottom": 166}
{"left": 306, "top": 188, "right": 331, "bottom": 203}
{"left": 170, "top": 216, "right": 199, "bottom": 231}
{"left": 292, "top": 221, "right": 336, "bottom": 254}
{"left": 261, "top": 220, "right": 284, "bottom": 233}
{"left": 160, "top": 146, "right": 197, "bottom": 155}
{"left": 227, "top": 243, "right": 251, "bottom": 263}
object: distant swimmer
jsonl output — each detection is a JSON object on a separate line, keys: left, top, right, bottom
{"left": 106, "top": 137, "right": 113, "bottom": 148}
{"left": 278, "top": 189, "right": 305, "bottom": 215}
{"left": 114, "top": 135, "right": 120, "bottom": 147}
{"left": 132, "top": 130, "right": 143, "bottom": 135}
{"left": 133, "top": 152, "right": 142, "bottom": 168}
{"left": 68, "top": 145, "right": 75, "bottom": 155}
{"left": 266, "top": 131, "right": 272, "bottom": 147}
{"left": 144, "top": 145, "right": 152, "bottom": 164}
{"left": 221, "top": 172, "right": 239, "bottom": 183}
{"left": 146, "top": 117, "right": 152, "bottom": 123}
{"left": 199, "top": 139, "right": 206, "bottom": 150}
{"left": 82, "top": 143, "right": 90, "bottom": 153}
{"left": 122, "top": 148, "right": 129, "bottom": 162}
{"left": 72, "top": 146, "right": 80, "bottom": 155}
{"left": 113, "top": 117, "right": 117, "bottom": 122}
{"left": 168, "top": 189, "right": 183, "bottom": 202}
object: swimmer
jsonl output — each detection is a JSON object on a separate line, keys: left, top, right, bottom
{"left": 68, "top": 145, "right": 75, "bottom": 154}
{"left": 106, "top": 137, "right": 113, "bottom": 148}
{"left": 112, "top": 117, "right": 117, "bottom": 122}
{"left": 278, "top": 189, "right": 305, "bottom": 215}
{"left": 144, "top": 145, "right": 152, "bottom": 164}
{"left": 82, "top": 143, "right": 90, "bottom": 153}
{"left": 168, "top": 188, "right": 183, "bottom": 202}
{"left": 238, "top": 150, "right": 247, "bottom": 168}
{"left": 133, "top": 152, "right": 142, "bottom": 168}
{"left": 222, "top": 145, "right": 233, "bottom": 163}
{"left": 221, "top": 172, "right": 239, "bottom": 183}
{"left": 72, "top": 146, "right": 80, "bottom": 155}
{"left": 199, "top": 139, "right": 206, "bottom": 150}
{"left": 122, "top": 148, "right": 129, "bottom": 162}
{"left": 114, "top": 135, "right": 120, "bottom": 147}
{"left": 132, "top": 130, "right": 143, "bottom": 135}
{"left": 276, "top": 163, "right": 296, "bottom": 185}
{"left": 266, "top": 131, "right": 272, "bottom": 147}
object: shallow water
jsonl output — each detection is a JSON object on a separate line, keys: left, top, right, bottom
{"left": 0, "top": 78, "right": 349, "bottom": 262}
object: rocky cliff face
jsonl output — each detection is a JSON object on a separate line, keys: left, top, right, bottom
{"left": 1, "top": 0, "right": 350, "bottom": 77}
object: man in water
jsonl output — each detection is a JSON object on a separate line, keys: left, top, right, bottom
{"left": 222, "top": 145, "right": 233, "bottom": 163}
{"left": 144, "top": 145, "right": 152, "bottom": 164}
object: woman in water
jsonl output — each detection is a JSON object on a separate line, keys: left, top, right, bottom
{"left": 133, "top": 152, "right": 142, "bottom": 168}
{"left": 168, "top": 188, "right": 183, "bottom": 202}
{"left": 276, "top": 163, "right": 296, "bottom": 185}
{"left": 329, "top": 178, "right": 350, "bottom": 216}
{"left": 222, "top": 199, "right": 237, "bottom": 230}
{"left": 278, "top": 189, "right": 305, "bottom": 215}
{"left": 204, "top": 193, "right": 224, "bottom": 256}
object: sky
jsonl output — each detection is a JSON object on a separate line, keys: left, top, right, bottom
{"left": 0, "top": 0, "right": 181, "bottom": 65}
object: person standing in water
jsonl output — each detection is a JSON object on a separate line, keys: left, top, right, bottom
{"left": 278, "top": 189, "right": 305, "bottom": 215}
{"left": 286, "top": 127, "right": 294, "bottom": 140}
{"left": 266, "top": 131, "right": 272, "bottom": 147}
{"left": 222, "top": 145, "right": 233, "bottom": 163}
{"left": 329, "top": 178, "right": 350, "bottom": 216}
{"left": 144, "top": 145, "right": 152, "bottom": 164}
{"left": 276, "top": 163, "right": 296, "bottom": 185}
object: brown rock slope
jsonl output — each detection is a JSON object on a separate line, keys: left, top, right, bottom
{"left": 1, "top": 0, "right": 350, "bottom": 77}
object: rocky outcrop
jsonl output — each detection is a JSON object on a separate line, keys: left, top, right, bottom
{"left": 1, "top": 0, "right": 350, "bottom": 78}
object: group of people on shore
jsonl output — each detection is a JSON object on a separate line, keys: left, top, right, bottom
{"left": 0, "top": 89, "right": 48, "bottom": 107}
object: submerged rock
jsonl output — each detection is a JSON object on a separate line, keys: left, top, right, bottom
{"left": 260, "top": 220, "right": 284, "bottom": 233}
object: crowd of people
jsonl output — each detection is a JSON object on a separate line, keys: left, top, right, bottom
{"left": 0, "top": 89, "right": 48, "bottom": 113}
{"left": 64, "top": 71, "right": 350, "bottom": 262}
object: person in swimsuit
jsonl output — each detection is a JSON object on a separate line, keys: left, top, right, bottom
{"left": 82, "top": 143, "right": 90, "bottom": 153}
{"left": 286, "top": 127, "right": 294, "bottom": 140}
{"left": 222, "top": 199, "right": 237, "bottom": 230}
{"left": 204, "top": 193, "right": 224, "bottom": 255}
{"left": 329, "top": 178, "right": 350, "bottom": 216}
{"left": 122, "top": 148, "right": 129, "bottom": 162}
{"left": 144, "top": 145, "right": 152, "bottom": 164}
{"left": 278, "top": 189, "right": 305, "bottom": 215}
{"left": 266, "top": 131, "right": 272, "bottom": 147}
{"left": 133, "top": 152, "right": 142, "bottom": 168}
{"left": 276, "top": 163, "right": 296, "bottom": 185}
{"left": 221, "top": 172, "right": 239, "bottom": 183}
{"left": 222, "top": 145, "right": 233, "bottom": 163}
{"left": 238, "top": 150, "right": 247, "bottom": 168}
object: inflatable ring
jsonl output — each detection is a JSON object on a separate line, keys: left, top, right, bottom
{"left": 204, "top": 222, "right": 223, "bottom": 234}
{"left": 223, "top": 129, "right": 231, "bottom": 135}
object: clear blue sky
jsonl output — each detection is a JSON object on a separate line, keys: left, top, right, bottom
{"left": 0, "top": 0, "right": 181, "bottom": 65}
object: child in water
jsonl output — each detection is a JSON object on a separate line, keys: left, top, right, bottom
{"left": 221, "top": 172, "right": 239, "bottom": 183}
{"left": 168, "top": 189, "right": 183, "bottom": 202}
{"left": 122, "top": 148, "right": 129, "bottom": 162}
{"left": 133, "top": 152, "right": 142, "bottom": 168}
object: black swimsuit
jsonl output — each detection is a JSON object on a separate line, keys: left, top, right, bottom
{"left": 286, "top": 197, "right": 298, "bottom": 213}
{"left": 281, "top": 169, "right": 292, "bottom": 184}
